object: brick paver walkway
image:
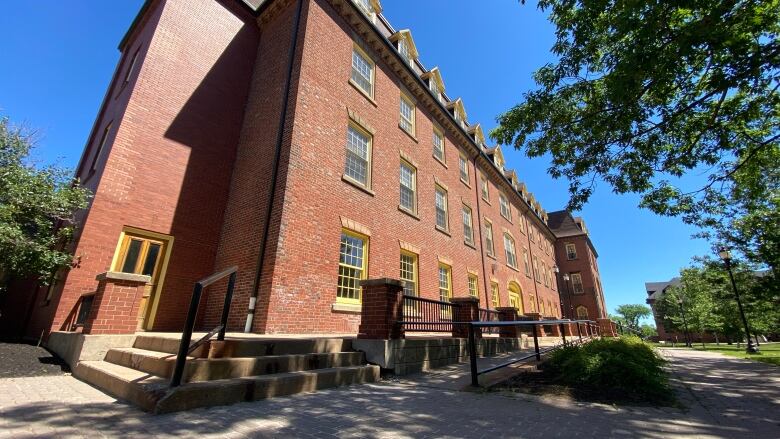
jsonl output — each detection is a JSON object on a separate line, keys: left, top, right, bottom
{"left": 0, "top": 347, "right": 777, "bottom": 438}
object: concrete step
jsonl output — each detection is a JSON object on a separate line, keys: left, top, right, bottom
{"left": 73, "top": 360, "right": 168, "bottom": 412}
{"left": 132, "top": 335, "right": 353, "bottom": 357}
{"left": 105, "top": 347, "right": 367, "bottom": 382}
{"left": 154, "top": 365, "right": 381, "bottom": 413}
{"left": 75, "top": 360, "right": 380, "bottom": 413}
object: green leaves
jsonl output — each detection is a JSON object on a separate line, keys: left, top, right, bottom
{"left": 614, "top": 303, "right": 652, "bottom": 331}
{"left": 496, "top": 1, "right": 779, "bottom": 270}
{"left": 0, "top": 116, "right": 91, "bottom": 284}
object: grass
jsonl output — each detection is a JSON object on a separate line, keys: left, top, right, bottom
{"left": 685, "top": 342, "right": 780, "bottom": 366}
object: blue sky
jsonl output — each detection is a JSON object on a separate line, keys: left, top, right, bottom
{"left": 0, "top": 1, "right": 714, "bottom": 322}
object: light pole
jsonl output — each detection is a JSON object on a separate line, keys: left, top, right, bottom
{"left": 677, "top": 297, "right": 692, "bottom": 347}
{"left": 718, "top": 247, "right": 759, "bottom": 354}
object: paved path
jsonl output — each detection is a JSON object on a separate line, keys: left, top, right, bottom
{"left": 0, "top": 347, "right": 778, "bottom": 438}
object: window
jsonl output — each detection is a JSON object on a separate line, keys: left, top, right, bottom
{"left": 351, "top": 46, "right": 374, "bottom": 98}
{"left": 545, "top": 240, "right": 551, "bottom": 256}
{"left": 528, "top": 295, "right": 536, "bottom": 312}
{"left": 399, "top": 160, "right": 417, "bottom": 213}
{"left": 577, "top": 305, "right": 589, "bottom": 320}
{"left": 399, "top": 251, "right": 418, "bottom": 297}
{"left": 429, "top": 78, "right": 439, "bottom": 98}
{"left": 571, "top": 273, "right": 584, "bottom": 294}
{"left": 533, "top": 256, "right": 540, "bottom": 282}
{"left": 491, "top": 282, "right": 500, "bottom": 308}
{"left": 504, "top": 233, "right": 517, "bottom": 269}
{"left": 344, "top": 124, "right": 372, "bottom": 187}
{"left": 435, "top": 185, "right": 449, "bottom": 231}
{"left": 484, "top": 221, "right": 495, "bottom": 257}
{"left": 433, "top": 128, "right": 445, "bottom": 162}
{"left": 459, "top": 154, "right": 469, "bottom": 184}
{"left": 399, "top": 94, "right": 415, "bottom": 135}
{"left": 462, "top": 205, "right": 474, "bottom": 245}
{"left": 540, "top": 300, "right": 546, "bottom": 316}
{"left": 566, "top": 243, "right": 577, "bottom": 260}
{"left": 117, "top": 235, "right": 164, "bottom": 277}
{"left": 337, "top": 230, "right": 368, "bottom": 303}
{"left": 499, "top": 193, "right": 511, "bottom": 221}
{"left": 523, "top": 248, "right": 530, "bottom": 277}
{"left": 398, "top": 38, "right": 411, "bottom": 63}
{"left": 355, "top": 0, "right": 374, "bottom": 15}
{"left": 468, "top": 274, "right": 478, "bottom": 298}
{"left": 89, "top": 122, "right": 113, "bottom": 173}
{"left": 480, "top": 175, "right": 490, "bottom": 201}
{"left": 542, "top": 263, "right": 549, "bottom": 287}
{"left": 529, "top": 226, "right": 536, "bottom": 242}
{"left": 438, "top": 264, "right": 453, "bottom": 317}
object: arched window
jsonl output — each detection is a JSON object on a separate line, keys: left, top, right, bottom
{"left": 576, "top": 306, "right": 589, "bottom": 320}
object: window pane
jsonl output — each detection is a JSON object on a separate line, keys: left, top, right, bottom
{"left": 399, "top": 162, "right": 415, "bottom": 211}
{"left": 337, "top": 232, "right": 366, "bottom": 300}
{"left": 468, "top": 275, "right": 478, "bottom": 297}
{"left": 351, "top": 49, "right": 372, "bottom": 95}
{"left": 400, "top": 97, "right": 414, "bottom": 133}
{"left": 485, "top": 223, "right": 494, "bottom": 256}
{"left": 459, "top": 156, "right": 468, "bottom": 182}
{"left": 345, "top": 126, "right": 370, "bottom": 185}
{"left": 141, "top": 243, "right": 161, "bottom": 276}
{"left": 462, "top": 206, "right": 473, "bottom": 244}
{"left": 121, "top": 239, "right": 143, "bottom": 273}
{"left": 435, "top": 187, "right": 447, "bottom": 229}
{"left": 400, "top": 253, "right": 417, "bottom": 296}
{"left": 433, "top": 131, "right": 444, "bottom": 161}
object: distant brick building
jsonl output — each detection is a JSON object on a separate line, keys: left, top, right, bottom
{"left": 1, "top": 0, "right": 607, "bottom": 338}
{"left": 548, "top": 211, "right": 607, "bottom": 321}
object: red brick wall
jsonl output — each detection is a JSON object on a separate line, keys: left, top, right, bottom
{"left": 224, "top": 0, "right": 563, "bottom": 334}
{"left": 21, "top": 0, "right": 259, "bottom": 337}
{"left": 554, "top": 234, "right": 607, "bottom": 320}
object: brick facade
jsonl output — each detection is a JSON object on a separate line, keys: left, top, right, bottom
{"left": 3, "top": 0, "right": 606, "bottom": 338}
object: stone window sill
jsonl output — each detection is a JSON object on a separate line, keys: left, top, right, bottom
{"left": 342, "top": 175, "right": 375, "bottom": 196}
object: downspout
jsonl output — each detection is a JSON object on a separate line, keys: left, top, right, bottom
{"left": 524, "top": 213, "right": 542, "bottom": 315}
{"left": 472, "top": 157, "right": 492, "bottom": 309}
{"left": 245, "top": 0, "right": 305, "bottom": 332}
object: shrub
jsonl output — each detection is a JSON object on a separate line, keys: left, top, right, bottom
{"left": 542, "top": 336, "right": 673, "bottom": 404}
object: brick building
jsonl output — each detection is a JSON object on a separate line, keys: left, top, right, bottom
{"left": 548, "top": 211, "right": 607, "bottom": 321}
{"left": 2, "top": 0, "right": 606, "bottom": 339}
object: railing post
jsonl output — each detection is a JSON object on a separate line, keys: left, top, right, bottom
{"left": 532, "top": 324, "right": 541, "bottom": 361}
{"left": 451, "top": 297, "right": 480, "bottom": 339}
{"left": 358, "top": 278, "right": 405, "bottom": 339}
{"left": 496, "top": 307, "right": 519, "bottom": 338}
{"left": 217, "top": 272, "right": 237, "bottom": 341}
{"left": 468, "top": 323, "right": 479, "bottom": 387}
{"left": 560, "top": 323, "right": 566, "bottom": 345}
{"left": 171, "top": 283, "right": 203, "bottom": 387}
{"left": 577, "top": 322, "right": 583, "bottom": 341}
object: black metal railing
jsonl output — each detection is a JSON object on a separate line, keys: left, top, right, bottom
{"left": 478, "top": 308, "right": 501, "bottom": 335}
{"left": 467, "top": 319, "right": 600, "bottom": 387}
{"left": 399, "top": 295, "right": 458, "bottom": 332}
{"left": 170, "top": 266, "right": 238, "bottom": 388}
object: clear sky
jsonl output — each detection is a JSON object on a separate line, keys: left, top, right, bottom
{"left": 0, "top": 0, "right": 714, "bottom": 322}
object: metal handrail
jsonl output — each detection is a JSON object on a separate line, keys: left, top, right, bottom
{"left": 467, "top": 319, "right": 600, "bottom": 387}
{"left": 170, "top": 266, "right": 238, "bottom": 388}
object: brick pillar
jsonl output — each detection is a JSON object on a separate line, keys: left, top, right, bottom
{"left": 598, "top": 318, "right": 618, "bottom": 337}
{"left": 358, "top": 278, "right": 405, "bottom": 339}
{"left": 548, "top": 322, "right": 561, "bottom": 337}
{"left": 496, "top": 307, "right": 519, "bottom": 338}
{"left": 524, "top": 312, "right": 546, "bottom": 336}
{"left": 83, "top": 272, "right": 150, "bottom": 335}
{"left": 563, "top": 321, "right": 576, "bottom": 337}
{"left": 451, "top": 297, "right": 480, "bottom": 339}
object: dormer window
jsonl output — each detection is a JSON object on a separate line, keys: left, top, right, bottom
{"left": 390, "top": 30, "right": 419, "bottom": 68}
{"left": 422, "top": 67, "right": 445, "bottom": 103}
{"left": 446, "top": 98, "right": 467, "bottom": 130}
{"left": 353, "top": 0, "right": 382, "bottom": 22}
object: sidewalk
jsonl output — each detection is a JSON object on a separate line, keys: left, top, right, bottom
{"left": 0, "top": 343, "right": 778, "bottom": 438}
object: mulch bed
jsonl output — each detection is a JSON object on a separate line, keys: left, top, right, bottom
{"left": 0, "top": 341, "right": 70, "bottom": 378}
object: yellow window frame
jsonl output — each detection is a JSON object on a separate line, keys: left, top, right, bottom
{"left": 336, "top": 228, "right": 369, "bottom": 304}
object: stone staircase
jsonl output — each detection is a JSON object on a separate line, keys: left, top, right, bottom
{"left": 74, "top": 335, "right": 380, "bottom": 413}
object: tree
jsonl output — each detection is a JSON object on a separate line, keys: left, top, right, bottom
{"left": 0, "top": 115, "right": 91, "bottom": 286}
{"left": 659, "top": 267, "right": 722, "bottom": 346}
{"left": 614, "top": 304, "right": 652, "bottom": 332}
{"left": 639, "top": 324, "right": 658, "bottom": 339}
{"left": 493, "top": 1, "right": 780, "bottom": 270}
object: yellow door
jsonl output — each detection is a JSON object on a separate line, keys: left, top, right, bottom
{"left": 508, "top": 282, "right": 524, "bottom": 315}
{"left": 115, "top": 233, "right": 167, "bottom": 330}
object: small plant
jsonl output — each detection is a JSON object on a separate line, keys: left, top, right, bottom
{"left": 542, "top": 336, "right": 674, "bottom": 405}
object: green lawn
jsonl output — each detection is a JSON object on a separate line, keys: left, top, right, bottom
{"left": 664, "top": 342, "right": 780, "bottom": 366}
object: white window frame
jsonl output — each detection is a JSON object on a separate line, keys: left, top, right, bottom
{"left": 462, "top": 204, "right": 474, "bottom": 246}
{"left": 350, "top": 45, "right": 375, "bottom": 99}
{"left": 399, "top": 93, "right": 416, "bottom": 136}
{"left": 435, "top": 185, "right": 449, "bottom": 232}
{"left": 399, "top": 159, "right": 417, "bottom": 214}
{"left": 343, "top": 122, "right": 372, "bottom": 188}
{"left": 504, "top": 233, "right": 518, "bottom": 269}
{"left": 499, "top": 193, "right": 512, "bottom": 221}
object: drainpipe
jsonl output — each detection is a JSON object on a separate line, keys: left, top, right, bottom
{"left": 245, "top": 0, "right": 305, "bottom": 333}
{"left": 524, "top": 213, "right": 542, "bottom": 315}
{"left": 471, "top": 156, "right": 491, "bottom": 309}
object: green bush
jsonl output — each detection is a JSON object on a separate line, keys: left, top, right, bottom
{"left": 543, "top": 336, "right": 673, "bottom": 404}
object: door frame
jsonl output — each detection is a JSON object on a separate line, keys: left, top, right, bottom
{"left": 109, "top": 226, "right": 174, "bottom": 330}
